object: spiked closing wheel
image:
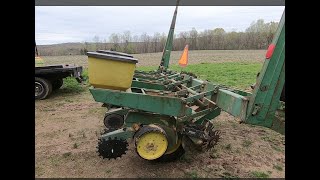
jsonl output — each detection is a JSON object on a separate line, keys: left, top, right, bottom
{"left": 134, "top": 125, "right": 168, "bottom": 160}
{"left": 97, "top": 137, "right": 128, "bottom": 160}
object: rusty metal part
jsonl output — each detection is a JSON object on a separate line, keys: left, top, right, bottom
{"left": 181, "top": 120, "right": 220, "bottom": 151}
{"left": 132, "top": 123, "right": 140, "bottom": 131}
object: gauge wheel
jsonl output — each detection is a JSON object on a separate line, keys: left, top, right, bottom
{"left": 134, "top": 125, "right": 168, "bottom": 160}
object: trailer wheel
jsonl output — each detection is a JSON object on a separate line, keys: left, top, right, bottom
{"left": 52, "top": 78, "right": 63, "bottom": 90}
{"left": 35, "top": 77, "right": 52, "bottom": 100}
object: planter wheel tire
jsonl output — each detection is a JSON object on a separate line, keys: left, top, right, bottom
{"left": 35, "top": 77, "right": 52, "bottom": 100}
{"left": 154, "top": 143, "right": 185, "bottom": 162}
{"left": 52, "top": 79, "right": 63, "bottom": 90}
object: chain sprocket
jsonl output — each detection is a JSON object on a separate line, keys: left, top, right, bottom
{"left": 97, "top": 136, "right": 129, "bottom": 160}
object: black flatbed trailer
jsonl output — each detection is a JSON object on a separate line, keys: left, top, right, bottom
{"left": 35, "top": 64, "right": 83, "bottom": 100}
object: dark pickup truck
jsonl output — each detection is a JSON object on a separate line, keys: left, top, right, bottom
{"left": 35, "top": 64, "right": 83, "bottom": 100}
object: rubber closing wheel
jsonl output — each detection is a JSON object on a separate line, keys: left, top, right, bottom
{"left": 104, "top": 114, "right": 124, "bottom": 129}
{"left": 135, "top": 125, "right": 168, "bottom": 160}
{"left": 155, "top": 140, "right": 185, "bottom": 162}
{"left": 35, "top": 77, "right": 52, "bottom": 100}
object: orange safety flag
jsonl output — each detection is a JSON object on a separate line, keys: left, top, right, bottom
{"left": 179, "top": 44, "right": 189, "bottom": 67}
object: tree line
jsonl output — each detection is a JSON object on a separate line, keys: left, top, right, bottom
{"left": 40, "top": 19, "right": 279, "bottom": 56}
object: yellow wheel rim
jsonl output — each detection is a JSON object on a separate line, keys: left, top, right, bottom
{"left": 136, "top": 131, "right": 168, "bottom": 160}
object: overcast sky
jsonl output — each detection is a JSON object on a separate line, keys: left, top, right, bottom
{"left": 35, "top": 6, "right": 285, "bottom": 45}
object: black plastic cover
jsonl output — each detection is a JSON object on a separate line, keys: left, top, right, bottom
{"left": 96, "top": 50, "right": 134, "bottom": 58}
{"left": 87, "top": 51, "right": 138, "bottom": 64}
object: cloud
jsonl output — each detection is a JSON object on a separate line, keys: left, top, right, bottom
{"left": 35, "top": 6, "right": 285, "bottom": 45}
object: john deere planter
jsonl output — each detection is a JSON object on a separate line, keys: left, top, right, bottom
{"left": 88, "top": 0, "right": 285, "bottom": 161}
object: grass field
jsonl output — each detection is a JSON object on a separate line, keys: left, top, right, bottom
{"left": 137, "top": 62, "right": 262, "bottom": 89}
{"left": 36, "top": 50, "right": 284, "bottom": 178}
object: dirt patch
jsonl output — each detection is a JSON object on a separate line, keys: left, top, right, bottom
{"left": 35, "top": 88, "right": 284, "bottom": 178}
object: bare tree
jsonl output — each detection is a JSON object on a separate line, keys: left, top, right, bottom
{"left": 189, "top": 28, "right": 198, "bottom": 50}
{"left": 152, "top": 32, "right": 161, "bottom": 52}
{"left": 93, "top": 35, "right": 100, "bottom": 50}
{"left": 159, "top": 33, "right": 167, "bottom": 52}
{"left": 109, "top": 33, "right": 121, "bottom": 51}
{"left": 211, "top": 28, "right": 225, "bottom": 50}
{"left": 140, "top": 32, "right": 151, "bottom": 53}
{"left": 120, "top": 31, "right": 133, "bottom": 53}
